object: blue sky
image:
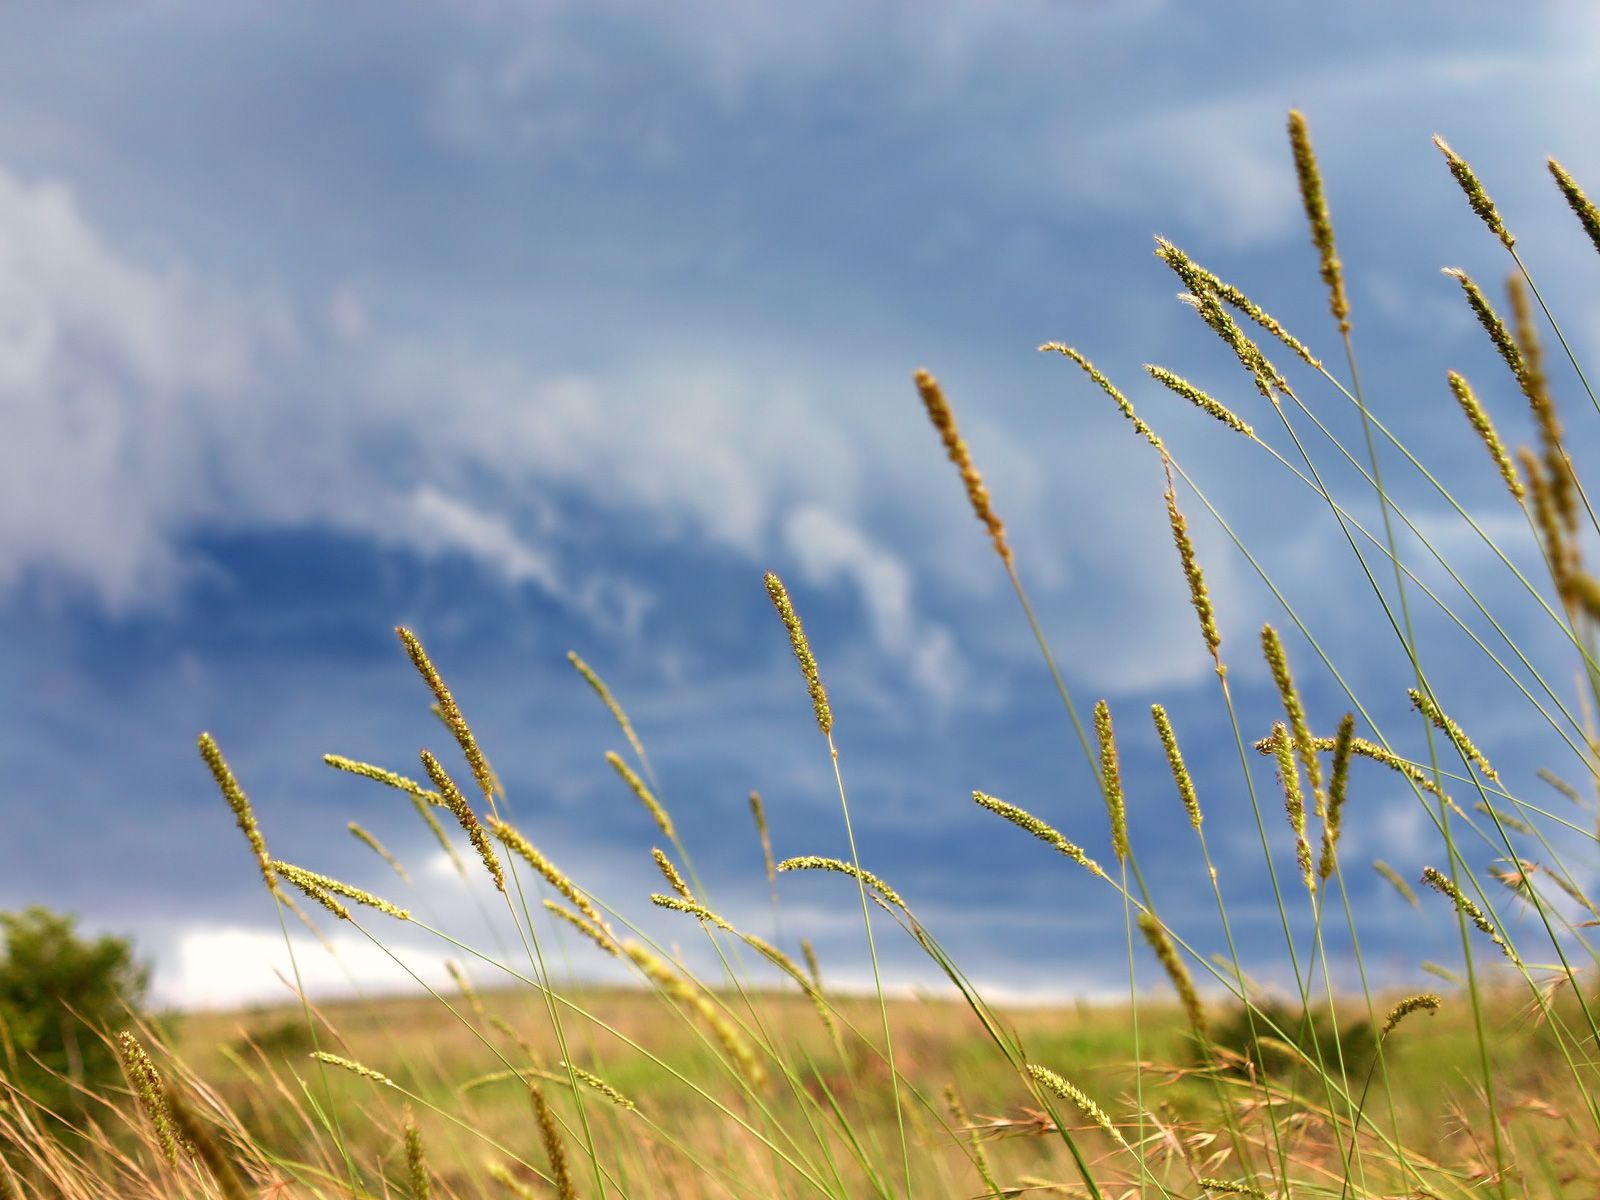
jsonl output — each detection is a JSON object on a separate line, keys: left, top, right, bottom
{"left": 2, "top": 2, "right": 1598, "bottom": 1007}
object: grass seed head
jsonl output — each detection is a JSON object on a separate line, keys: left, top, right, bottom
{"left": 275, "top": 861, "right": 410, "bottom": 920}
{"left": 1144, "top": 365, "right": 1254, "bottom": 437}
{"left": 1442, "top": 268, "right": 1525, "bottom": 387}
{"left": 528, "top": 1083, "right": 577, "bottom": 1200}
{"left": 403, "top": 1108, "right": 431, "bottom": 1200}
{"left": 1040, "top": 343, "right": 1164, "bottom": 450}
{"left": 1408, "top": 688, "right": 1498, "bottom": 782}
{"left": 491, "top": 817, "right": 607, "bottom": 931}
{"left": 1260, "top": 624, "right": 1323, "bottom": 811}
{"left": 1288, "top": 109, "right": 1350, "bottom": 332}
{"left": 323, "top": 754, "right": 442, "bottom": 805}
{"left": 397, "top": 627, "right": 496, "bottom": 805}
{"left": 1024, "top": 1065, "right": 1127, "bottom": 1149}
{"left": 763, "top": 572, "right": 833, "bottom": 735}
{"left": 116, "top": 1031, "right": 180, "bottom": 1165}
{"left": 1153, "top": 237, "right": 1321, "bottom": 367}
{"left": 749, "top": 791, "right": 776, "bottom": 885}
{"left": 198, "top": 732, "right": 277, "bottom": 895}
{"left": 914, "top": 368, "right": 1013, "bottom": 565}
{"left": 1373, "top": 859, "right": 1418, "bottom": 906}
{"left": 420, "top": 749, "right": 505, "bottom": 892}
{"left": 1319, "top": 713, "right": 1356, "bottom": 881}
{"left": 545, "top": 901, "right": 618, "bottom": 956}
{"left": 313, "top": 1052, "right": 395, "bottom": 1087}
{"left": 605, "top": 751, "right": 675, "bottom": 839}
{"left": 1269, "top": 723, "right": 1314, "bottom": 895}
{"left": 1434, "top": 135, "right": 1515, "bottom": 249}
{"left": 651, "top": 846, "right": 694, "bottom": 901}
{"left": 1093, "top": 700, "right": 1130, "bottom": 863}
{"left": 1165, "top": 470, "right": 1222, "bottom": 666}
{"left": 777, "top": 855, "right": 907, "bottom": 909}
{"left": 1151, "top": 705, "right": 1202, "bottom": 829}
{"left": 972, "top": 790, "right": 1104, "bottom": 877}
{"left": 347, "top": 822, "right": 411, "bottom": 882}
{"left": 1548, "top": 156, "right": 1600, "bottom": 258}
{"left": 1138, "top": 912, "right": 1207, "bottom": 1041}
{"left": 567, "top": 650, "right": 645, "bottom": 762}
{"left": 1421, "top": 866, "right": 1520, "bottom": 966}
{"left": 1446, "top": 371, "right": 1523, "bottom": 500}
{"left": 1381, "top": 993, "right": 1442, "bottom": 1037}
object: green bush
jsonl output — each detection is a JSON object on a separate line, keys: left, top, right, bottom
{"left": 0, "top": 907, "right": 149, "bottom": 1115}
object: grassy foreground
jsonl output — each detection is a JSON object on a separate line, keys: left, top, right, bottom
{"left": 9, "top": 110, "right": 1600, "bottom": 1197}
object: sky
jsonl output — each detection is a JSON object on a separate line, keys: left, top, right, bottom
{"left": 3, "top": 1, "right": 1599, "bottom": 1009}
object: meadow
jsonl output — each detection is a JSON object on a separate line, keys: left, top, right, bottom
{"left": 5, "top": 110, "right": 1600, "bottom": 1197}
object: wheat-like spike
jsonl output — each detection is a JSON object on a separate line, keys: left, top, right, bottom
{"left": 314, "top": 1051, "right": 395, "bottom": 1087}
{"left": 1261, "top": 624, "right": 1324, "bottom": 813}
{"left": 1150, "top": 706, "right": 1202, "bottom": 830}
{"left": 1198, "top": 1180, "right": 1269, "bottom": 1198}
{"left": 1138, "top": 913, "right": 1207, "bottom": 1041}
{"left": 622, "top": 941, "right": 765, "bottom": 1088}
{"left": 528, "top": 1083, "right": 577, "bottom": 1200}
{"left": 801, "top": 937, "right": 823, "bottom": 990}
{"left": 396, "top": 627, "right": 496, "bottom": 804}
{"left": 116, "top": 1032, "right": 180, "bottom": 1165}
{"left": 420, "top": 750, "right": 504, "bottom": 892}
{"left": 748, "top": 791, "right": 777, "bottom": 888}
{"left": 566, "top": 651, "right": 647, "bottom": 766}
{"left": 972, "top": 791, "right": 1105, "bottom": 877}
{"left": 165, "top": 1089, "right": 248, "bottom": 1200}
{"left": 1380, "top": 994, "right": 1441, "bottom": 1038}
{"left": 1254, "top": 732, "right": 1452, "bottom": 804}
{"left": 1434, "top": 135, "right": 1515, "bottom": 249}
{"left": 1319, "top": 714, "right": 1356, "bottom": 881}
{"left": 914, "top": 368, "right": 1013, "bottom": 565}
{"left": 1093, "top": 700, "right": 1130, "bottom": 863}
{"left": 1508, "top": 274, "right": 1577, "bottom": 534}
{"left": 347, "top": 822, "right": 411, "bottom": 883}
{"left": 198, "top": 733, "right": 277, "bottom": 895}
{"left": 1408, "top": 689, "right": 1498, "bottom": 782}
{"left": 1164, "top": 467, "right": 1222, "bottom": 667}
{"left": 403, "top": 1108, "right": 431, "bottom": 1200}
{"left": 762, "top": 571, "right": 834, "bottom": 735}
{"left": 1144, "top": 365, "right": 1254, "bottom": 437}
{"left": 1476, "top": 802, "right": 1531, "bottom": 835}
{"left": 1446, "top": 372, "right": 1523, "bottom": 500}
{"left": 323, "top": 754, "right": 443, "bottom": 806}
{"left": 1024, "top": 1065, "right": 1127, "bottom": 1149}
{"left": 604, "top": 751, "right": 675, "bottom": 839}
{"left": 276, "top": 868, "right": 349, "bottom": 919}
{"left": 1442, "top": 268, "right": 1525, "bottom": 387}
{"left": 488, "top": 816, "right": 608, "bottom": 931}
{"left": 274, "top": 862, "right": 409, "bottom": 920}
{"left": 1537, "top": 767, "right": 1583, "bottom": 806}
{"left": 945, "top": 1084, "right": 1002, "bottom": 1198}
{"left": 1287, "top": 109, "right": 1351, "bottom": 333}
{"left": 1548, "top": 156, "right": 1600, "bottom": 257}
{"left": 559, "top": 1063, "right": 637, "bottom": 1111}
{"left": 545, "top": 901, "right": 618, "bottom": 956}
{"left": 651, "top": 846, "right": 694, "bottom": 901}
{"left": 1421, "top": 866, "right": 1521, "bottom": 966}
{"left": 651, "top": 894, "right": 736, "bottom": 932}
{"left": 1268, "top": 724, "right": 1314, "bottom": 895}
{"left": 1524, "top": 449, "right": 1574, "bottom": 604}
{"left": 778, "top": 856, "right": 907, "bottom": 909}
{"left": 1182, "top": 289, "right": 1283, "bottom": 399}
{"left": 445, "top": 961, "right": 487, "bottom": 1023}
{"left": 1153, "top": 237, "right": 1321, "bottom": 367}
{"left": 1372, "top": 860, "right": 1419, "bottom": 906}
{"left": 486, "top": 1163, "right": 537, "bottom": 1198}
{"left": 1040, "top": 343, "right": 1164, "bottom": 449}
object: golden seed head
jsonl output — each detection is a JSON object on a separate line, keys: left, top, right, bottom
{"left": 1522, "top": 449, "right": 1574, "bottom": 603}
{"left": 1442, "top": 268, "right": 1526, "bottom": 387}
{"left": 914, "top": 368, "right": 1013, "bottom": 565}
{"left": 972, "top": 790, "right": 1104, "bottom": 877}
{"left": 1260, "top": 624, "right": 1323, "bottom": 811}
{"left": 347, "top": 822, "right": 410, "bottom": 883}
{"left": 1165, "top": 471, "right": 1222, "bottom": 665}
{"left": 528, "top": 1082, "right": 576, "bottom": 1200}
{"left": 1153, "top": 237, "right": 1321, "bottom": 367}
{"left": 1039, "top": 343, "right": 1164, "bottom": 450}
{"left": 1381, "top": 993, "right": 1441, "bottom": 1037}
{"left": 652, "top": 893, "right": 736, "bottom": 932}
{"left": 1287, "top": 109, "right": 1351, "bottom": 332}
{"left": 198, "top": 732, "right": 277, "bottom": 894}
{"left": 314, "top": 1052, "right": 395, "bottom": 1086}
{"left": 275, "top": 861, "right": 410, "bottom": 921}
{"left": 560, "top": 1062, "right": 636, "bottom": 1111}
{"left": 605, "top": 750, "right": 675, "bottom": 839}
{"left": 749, "top": 791, "right": 776, "bottom": 886}
{"left": 1508, "top": 274, "right": 1576, "bottom": 534}
{"left": 165, "top": 1087, "right": 248, "bottom": 1200}
{"left": 623, "top": 940, "right": 765, "bottom": 1088}
{"left": 1138, "top": 912, "right": 1206, "bottom": 1040}
{"left": 763, "top": 571, "right": 833, "bottom": 734}
{"left": 1408, "top": 688, "right": 1498, "bottom": 782}
{"left": 1433, "top": 135, "right": 1514, "bottom": 249}
{"left": 1421, "top": 866, "right": 1520, "bottom": 966}
{"left": 1144, "top": 364, "right": 1254, "bottom": 437}
{"left": 1093, "top": 700, "right": 1129, "bottom": 863}
{"left": 1319, "top": 713, "right": 1355, "bottom": 881}
{"left": 801, "top": 937, "right": 822, "bottom": 987}
{"left": 1268, "top": 722, "right": 1314, "bottom": 895}
{"left": 545, "top": 900, "right": 618, "bottom": 956}
{"left": 490, "top": 816, "right": 607, "bottom": 932}
{"left": 1183, "top": 289, "right": 1284, "bottom": 399}
{"left": 1151, "top": 705, "right": 1201, "bottom": 829}
{"left": 1373, "top": 859, "right": 1418, "bottom": 906}
{"left": 117, "top": 1031, "right": 180, "bottom": 1165}
{"left": 1446, "top": 372, "right": 1523, "bottom": 500}
{"left": 776, "top": 855, "right": 907, "bottom": 909}
{"left": 1197, "top": 1181, "right": 1269, "bottom": 1199}
{"left": 1024, "top": 1065, "right": 1127, "bottom": 1149}
{"left": 651, "top": 846, "right": 693, "bottom": 901}
{"left": 1549, "top": 156, "right": 1600, "bottom": 257}
{"left": 396, "top": 627, "right": 496, "bottom": 805}
{"left": 323, "top": 754, "right": 442, "bottom": 805}
{"left": 404, "top": 1108, "right": 431, "bottom": 1200}
{"left": 420, "top": 749, "right": 505, "bottom": 892}
{"left": 567, "top": 650, "right": 647, "bottom": 765}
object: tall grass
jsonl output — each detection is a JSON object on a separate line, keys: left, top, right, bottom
{"left": 6, "top": 110, "right": 1600, "bottom": 1197}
